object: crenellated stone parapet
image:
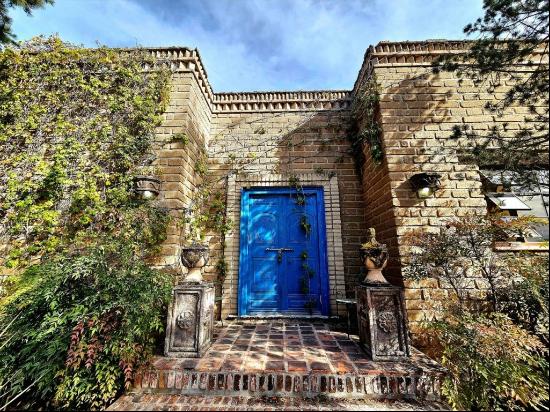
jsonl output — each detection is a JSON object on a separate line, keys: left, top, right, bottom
{"left": 353, "top": 40, "right": 471, "bottom": 96}
{"left": 212, "top": 90, "right": 352, "bottom": 113}
{"left": 353, "top": 40, "right": 548, "bottom": 95}
{"left": 144, "top": 46, "right": 216, "bottom": 108}
{"left": 140, "top": 47, "right": 353, "bottom": 113}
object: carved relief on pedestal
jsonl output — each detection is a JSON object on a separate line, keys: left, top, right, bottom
{"left": 165, "top": 283, "right": 215, "bottom": 358}
{"left": 377, "top": 310, "right": 397, "bottom": 333}
{"left": 356, "top": 285, "right": 410, "bottom": 361}
{"left": 371, "top": 294, "right": 403, "bottom": 357}
{"left": 172, "top": 293, "right": 199, "bottom": 350}
{"left": 201, "top": 305, "right": 214, "bottom": 343}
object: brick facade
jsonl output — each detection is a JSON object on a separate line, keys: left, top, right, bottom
{"left": 148, "top": 42, "right": 547, "bottom": 331}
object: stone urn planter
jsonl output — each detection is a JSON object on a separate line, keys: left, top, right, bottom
{"left": 360, "top": 228, "right": 389, "bottom": 284}
{"left": 180, "top": 243, "right": 210, "bottom": 282}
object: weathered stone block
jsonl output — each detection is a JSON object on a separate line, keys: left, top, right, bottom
{"left": 165, "top": 282, "right": 215, "bottom": 358}
{"left": 356, "top": 284, "right": 410, "bottom": 361}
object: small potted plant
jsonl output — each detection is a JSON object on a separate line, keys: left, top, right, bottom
{"left": 360, "top": 228, "right": 389, "bottom": 284}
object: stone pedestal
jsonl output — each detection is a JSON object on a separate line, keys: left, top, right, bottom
{"left": 165, "top": 282, "right": 214, "bottom": 358}
{"left": 356, "top": 284, "right": 410, "bottom": 361}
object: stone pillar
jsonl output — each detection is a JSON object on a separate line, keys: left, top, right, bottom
{"left": 356, "top": 284, "right": 410, "bottom": 361}
{"left": 165, "top": 282, "right": 214, "bottom": 358}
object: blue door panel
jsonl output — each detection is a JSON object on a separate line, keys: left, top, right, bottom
{"left": 239, "top": 187, "right": 329, "bottom": 316}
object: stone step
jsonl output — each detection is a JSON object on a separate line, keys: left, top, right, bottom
{"left": 108, "top": 393, "right": 449, "bottom": 411}
{"left": 133, "top": 355, "right": 444, "bottom": 400}
{"left": 132, "top": 320, "right": 445, "bottom": 401}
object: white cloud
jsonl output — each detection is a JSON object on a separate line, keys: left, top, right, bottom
{"left": 11, "top": 0, "right": 484, "bottom": 91}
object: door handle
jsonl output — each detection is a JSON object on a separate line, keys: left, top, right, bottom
{"left": 265, "top": 248, "right": 295, "bottom": 252}
{"left": 265, "top": 247, "right": 294, "bottom": 262}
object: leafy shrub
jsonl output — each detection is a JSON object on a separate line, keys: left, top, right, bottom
{"left": 424, "top": 309, "right": 548, "bottom": 411}
{"left": 404, "top": 216, "right": 549, "bottom": 410}
{"left": 497, "top": 252, "right": 549, "bottom": 341}
{"left": 0, "top": 37, "right": 173, "bottom": 410}
{"left": 0, "top": 236, "right": 172, "bottom": 410}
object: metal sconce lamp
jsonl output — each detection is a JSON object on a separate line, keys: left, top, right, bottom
{"left": 134, "top": 175, "right": 161, "bottom": 199}
{"left": 409, "top": 172, "right": 442, "bottom": 198}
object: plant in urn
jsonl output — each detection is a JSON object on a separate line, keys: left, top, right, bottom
{"left": 360, "top": 228, "right": 389, "bottom": 284}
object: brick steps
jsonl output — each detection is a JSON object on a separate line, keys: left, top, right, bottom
{"left": 133, "top": 368, "right": 443, "bottom": 400}
{"left": 128, "top": 321, "right": 445, "bottom": 402}
{"left": 108, "top": 393, "right": 449, "bottom": 411}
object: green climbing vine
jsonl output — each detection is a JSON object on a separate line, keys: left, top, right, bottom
{"left": 184, "top": 180, "right": 232, "bottom": 244}
{"left": 288, "top": 174, "right": 306, "bottom": 206}
{"left": 300, "top": 215, "right": 312, "bottom": 236}
{"left": 0, "top": 36, "right": 173, "bottom": 410}
{"left": 349, "top": 74, "right": 383, "bottom": 168}
{"left": 300, "top": 251, "right": 317, "bottom": 314}
{"left": 288, "top": 176, "right": 317, "bottom": 313}
{"left": 0, "top": 36, "right": 171, "bottom": 267}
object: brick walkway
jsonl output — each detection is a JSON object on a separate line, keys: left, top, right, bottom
{"left": 109, "top": 393, "right": 449, "bottom": 411}
{"left": 129, "top": 320, "right": 445, "bottom": 401}
{"left": 147, "top": 320, "right": 441, "bottom": 376}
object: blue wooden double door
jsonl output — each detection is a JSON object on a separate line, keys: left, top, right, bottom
{"left": 239, "top": 187, "right": 329, "bottom": 316}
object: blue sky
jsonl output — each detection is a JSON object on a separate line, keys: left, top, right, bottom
{"left": 12, "top": 0, "right": 484, "bottom": 92}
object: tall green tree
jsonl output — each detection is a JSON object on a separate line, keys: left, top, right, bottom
{"left": 436, "top": 0, "right": 549, "bottom": 188}
{"left": 0, "top": 0, "right": 53, "bottom": 44}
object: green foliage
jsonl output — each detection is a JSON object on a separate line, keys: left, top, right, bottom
{"left": 0, "top": 36, "right": 172, "bottom": 410}
{"left": 434, "top": 0, "right": 549, "bottom": 185}
{"left": 350, "top": 75, "right": 383, "bottom": 167}
{"left": 497, "top": 252, "right": 549, "bottom": 340}
{"left": 404, "top": 216, "right": 549, "bottom": 410}
{"left": 288, "top": 175, "right": 306, "bottom": 206}
{"left": 0, "top": 239, "right": 173, "bottom": 410}
{"left": 0, "top": 36, "right": 170, "bottom": 268}
{"left": 403, "top": 215, "right": 548, "bottom": 309}
{"left": 289, "top": 177, "right": 316, "bottom": 310}
{"left": 299, "top": 276, "right": 309, "bottom": 295}
{"left": 194, "top": 157, "right": 208, "bottom": 176}
{"left": 300, "top": 214, "right": 312, "bottom": 236}
{"left": 254, "top": 126, "right": 266, "bottom": 134}
{"left": 0, "top": 0, "right": 53, "bottom": 44}
{"left": 426, "top": 310, "right": 548, "bottom": 411}
{"left": 215, "top": 257, "right": 228, "bottom": 284}
{"left": 299, "top": 252, "right": 316, "bottom": 310}
{"left": 301, "top": 262, "right": 315, "bottom": 279}
{"left": 185, "top": 187, "right": 232, "bottom": 243}
{"left": 171, "top": 132, "right": 188, "bottom": 146}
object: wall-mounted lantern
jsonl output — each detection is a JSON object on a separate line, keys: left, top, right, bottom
{"left": 409, "top": 172, "right": 442, "bottom": 199}
{"left": 134, "top": 175, "right": 161, "bottom": 199}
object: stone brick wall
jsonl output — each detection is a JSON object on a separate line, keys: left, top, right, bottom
{"left": 146, "top": 52, "right": 371, "bottom": 319}
{"left": 353, "top": 41, "right": 548, "bottom": 333}
{"left": 152, "top": 68, "right": 211, "bottom": 271}
{"left": 147, "top": 41, "right": 546, "bottom": 328}
{"left": 1, "top": 41, "right": 545, "bottom": 334}
{"left": 207, "top": 101, "right": 368, "bottom": 317}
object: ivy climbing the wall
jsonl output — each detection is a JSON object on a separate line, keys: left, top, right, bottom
{"left": 289, "top": 176, "right": 317, "bottom": 313}
{"left": 349, "top": 74, "right": 383, "bottom": 169}
{"left": 0, "top": 36, "right": 172, "bottom": 410}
